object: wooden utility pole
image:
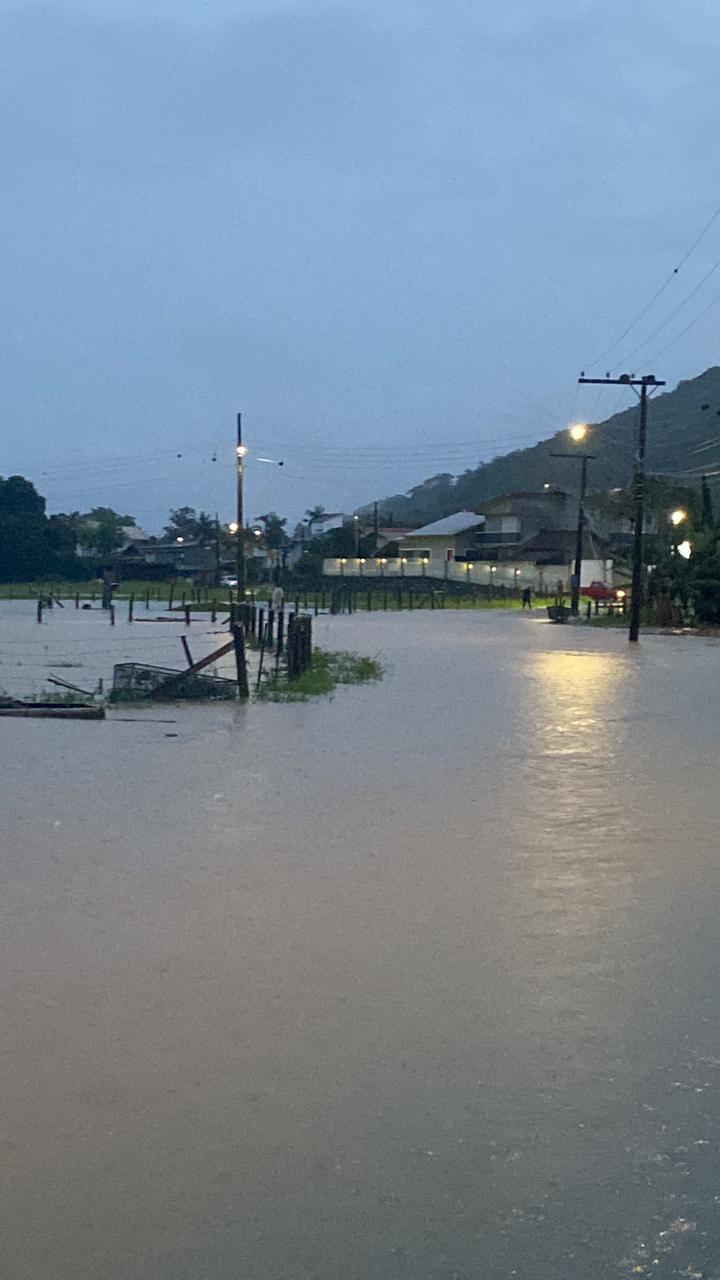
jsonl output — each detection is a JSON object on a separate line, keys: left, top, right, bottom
{"left": 578, "top": 372, "right": 665, "bottom": 642}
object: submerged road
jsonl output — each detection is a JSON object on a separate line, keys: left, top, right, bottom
{"left": 2, "top": 609, "right": 720, "bottom": 1279}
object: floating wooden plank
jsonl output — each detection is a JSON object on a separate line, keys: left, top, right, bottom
{"left": 0, "top": 703, "right": 105, "bottom": 720}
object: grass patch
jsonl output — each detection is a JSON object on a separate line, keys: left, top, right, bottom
{"left": 35, "top": 689, "right": 100, "bottom": 706}
{"left": 258, "top": 648, "right": 383, "bottom": 701}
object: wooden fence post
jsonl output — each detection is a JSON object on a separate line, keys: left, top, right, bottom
{"left": 128, "top": 594, "right": 134, "bottom": 623}
{"left": 232, "top": 624, "right": 250, "bottom": 699}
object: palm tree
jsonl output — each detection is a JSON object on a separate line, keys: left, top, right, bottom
{"left": 305, "top": 505, "right": 327, "bottom": 529}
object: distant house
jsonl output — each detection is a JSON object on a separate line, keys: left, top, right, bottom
{"left": 459, "top": 490, "right": 578, "bottom": 561}
{"left": 141, "top": 540, "right": 215, "bottom": 576}
{"left": 398, "top": 512, "right": 486, "bottom": 565}
{"left": 307, "top": 512, "right": 346, "bottom": 537}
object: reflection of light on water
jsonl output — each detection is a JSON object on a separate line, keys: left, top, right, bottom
{"left": 509, "top": 647, "right": 637, "bottom": 1039}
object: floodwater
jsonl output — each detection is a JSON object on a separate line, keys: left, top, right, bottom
{"left": 2, "top": 608, "right": 720, "bottom": 1279}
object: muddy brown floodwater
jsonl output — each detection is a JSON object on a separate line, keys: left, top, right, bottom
{"left": 3, "top": 608, "right": 720, "bottom": 1279}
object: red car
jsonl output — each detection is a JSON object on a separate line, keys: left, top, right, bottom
{"left": 582, "top": 580, "right": 626, "bottom": 602}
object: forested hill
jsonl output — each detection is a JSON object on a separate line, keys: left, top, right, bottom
{"left": 366, "top": 367, "right": 720, "bottom": 526}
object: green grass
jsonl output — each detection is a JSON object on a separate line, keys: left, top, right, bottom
{"left": 35, "top": 689, "right": 100, "bottom": 705}
{"left": 257, "top": 648, "right": 383, "bottom": 701}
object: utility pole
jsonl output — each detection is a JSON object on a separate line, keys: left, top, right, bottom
{"left": 373, "top": 501, "right": 379, "bottom": 553}
{"left": 235, "top": 412, "right": 246, "bottom": 596}
{"left": 551, "top": 450, "right": 594, "bottom": 615}
{"left": 578, "top": 372, "right": 665, "bottom": 642}
{"left": 214, "top": 512, "right": 221, "bottom": 589}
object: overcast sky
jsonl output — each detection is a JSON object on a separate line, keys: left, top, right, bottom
{"left": 2, "top": 0, "right": 719, "bottom": 532}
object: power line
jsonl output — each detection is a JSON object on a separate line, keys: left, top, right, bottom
{"left": 583, "top": 196, "right": 720, "bottom": 372}
{"left": 614, "top": 253, "right": 720, "bottom": 368}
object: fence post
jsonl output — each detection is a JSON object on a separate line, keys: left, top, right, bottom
{"left": 276, "top": 607, "right": 285, "bottom": 655}
{"left": 75, "top": 592, "right": 80, "bottom": 609}
{"left": 145, "top": 589, "right": 150, "bottom": 610}
{"left": 184, "top": 605, "right": 191, "bottom": 626}
{"left": 110, "top": 604, "right": 116, "bottom": 626}
{"left": 128, "top": 594, "right": 134, "bottom": 623}
{"left": 232, "top": 623, "right": 250, "bottom": 699}
{"left": 267, "top": 608, "right": 275, "bottom": 644}
{"left": 37, "top": 598, "right": 43, "bottom": 624}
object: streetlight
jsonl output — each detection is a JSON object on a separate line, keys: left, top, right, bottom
{"left": 677, "top": 540, "right": 692, "bottom": 560}
{"left": 235, "top": 414, "right": 247, "bottom": 595}
{"left": 340, "top": 557, "right": 347, "bottom": 576}
{"left": 551, "top": 425, "right": 595, "bottom": 616}
{"left": 670, "top": 508, "right": 688, "bottom": 527}
{"left": 359, "top": 557, "right": 366, "bottom": 575}
{"left": 228, "top": 521, "right": 239, "bottom": 535}
{"left": 353, "top": 514, "right": 360, "bottom": 556}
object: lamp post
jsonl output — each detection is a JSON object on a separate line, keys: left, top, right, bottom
{"left": 551, "top": 423, "right": 594, "bottom": 616}
{"left": 235, "top": 412, "right": 247, "bottom": 596}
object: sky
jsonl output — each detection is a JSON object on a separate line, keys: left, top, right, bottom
{"left": 2, "top": 0, "right": 720, "bottom": 533}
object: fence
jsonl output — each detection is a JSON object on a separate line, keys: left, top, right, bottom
{"left": 322, "top": 556, "right": 613, "bottom": 593}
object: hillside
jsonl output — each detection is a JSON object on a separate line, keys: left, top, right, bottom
{"left": 367, "top": 367, "right": 720, "bottom": 525}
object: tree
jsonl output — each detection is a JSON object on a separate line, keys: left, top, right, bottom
{"left": 256, "top": 511, "right": 287, "bottom": 549}
{"left": 78, "top": 507, "right": 133, "bottom": 557}
{"left": 0, "top": 476, "right": 50, "bottom": 580}
{"left": 305, "top": 505, "right": 327, "bottom": 529}
{"left": 164, "top": 507, "right": 216, "bottom": 542}
{"left": 47, "top": 511, "right": 83, "bottom": 557}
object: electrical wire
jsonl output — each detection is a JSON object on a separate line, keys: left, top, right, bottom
{"left": 614, "top": 254, "right": 720, "bottom": 369}
{"left": 583, "top": 196, "right": 720, "bottom": 372}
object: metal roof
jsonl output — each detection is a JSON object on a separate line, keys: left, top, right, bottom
{"left": 401, "top": 511, "right": 484, "bottom": 538}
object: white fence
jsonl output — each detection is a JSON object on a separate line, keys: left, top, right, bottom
{"left": 322, "top": 557, "right": 613, "bottom": 592}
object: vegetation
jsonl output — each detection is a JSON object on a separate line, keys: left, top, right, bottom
{"left": 164, "top": 507, "right": 216, "bottom": 543}
{"left": 258, "top": 648, "right": 383, "bottom": 701}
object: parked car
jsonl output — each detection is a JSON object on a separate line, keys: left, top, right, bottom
{"left": 582, "top": 580, "right": 625, "bottom": 602}
{"left": 220, "top": 574, "right": 238, "bottom": 588}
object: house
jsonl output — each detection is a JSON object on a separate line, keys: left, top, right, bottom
{"left": 460, "top": 491, "right": 576, "bottom": 561}
{"left": 398, "top": 512, "right": 486, "bottom": 565}
{"left": 307, "top": 512, "right": 346, "bottom": 537}
{"left": 141, "top": 540, "right": 216, "bottom": 576}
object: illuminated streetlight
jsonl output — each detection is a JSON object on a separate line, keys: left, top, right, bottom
{"left": 236, "top": 444, "right": 248, "bottom": 459}
{"left": 569, "top": 423, "right": 588, "bottom": 443}
{"left": 228, "top": 522, "right": 239, "bottom": 534}
{"left": 176, "top": 536, "right": 184, "bottom": 544}
{"left": 677, "top": 540, "right": 692, "bottom": 560}
{"left": 670, "top": 508, "right": 688, "bottom": 527}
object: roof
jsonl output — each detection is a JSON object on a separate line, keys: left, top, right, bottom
{"left": 400, "top": 511, "right": 484, "bottom": 538}
{"left": 522, "top": 528, "right": 608, "bottom": 556}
